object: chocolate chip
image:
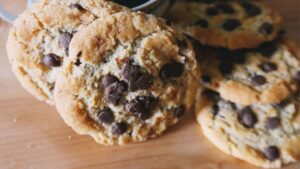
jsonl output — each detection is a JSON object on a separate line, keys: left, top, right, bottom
{"left": 202, "top": 89, "right": 220, "bottom": 102}
{"left": 125, "top": 96, "right": 157, "bottom": 120}
{"left": 219, "top": 61, "right": 234, "bottom": 75}
{"left": 201, "top": 75, "right": 212, "bottom": 84}
{"left": 102, "top": 75, "right": 119, "bottom": 88}
{"left": 265, "top": 117, "right": 280, "bottom": 130}
{"left": 238, "top": 107, "right": 257, "bottom": 128}
{"left": 174, "top": 105, "right": 186, "bottom": 118}
{"left": 130, "top": 74, "right": 153, "bottom": 91}
{"left": 112, "top": 122, "right": 127, "bottom": 135}
{"left": 241, "top": 2, "right": 262, "bottom": 17}
{"left": 74, "top": 59, "right": 81, "bottom": 66}
{"left": 275, "top": 100, "right": 289, "bottom": 109}
{"left": 212, "top": 104, "right": 219, "bottom": 116}
{"left": 264, "top": 146, "right": 280, "bottom": 161}
{"left": 122, "top": 63, "right": 153, "bottom": 91}
{"left": 160, "top": 62, "right": 184, "bottom": 80}
{"left": 105, "top": 81, "right": 126, "bottom": 105}
{"left": 43, "top": 54, "right": 61, "bottom": 67}
{"left": 216, "top": 3, "right": 235, "bottom": 14}
{"left": 295, "top": 71, "right": 300, "bottom": 84}
{"left": 70, "top": 4, "right": 85, "bottom": 10}
{"left": 206, "top": 7, "right": 220, "bottom": 16}
{"left": 137, "top": 96, "right": 158, "bottom": 110}
{"left": 257, "top": 42, "right": 278, "bottom": 57}
{"left": 230, "top": 50, "right": 246, "bottom": 64}
{"left": 222, "top": 19, "right": 241, "bottom": 31}
{"left": 98, "top": 107, "right": 114, "bottom": 124}
{"left": 259, "top": 62, "right": 277, "bottom": 73}
{"left": 195, "top": 18, "right": 209, "bottom": 28}
{"left": 60, "top": 32, "right": 73, "bottom": 52}
{"left": 125, "top": 99, "right": 145, "bottom": 117}
{"left": 259, "top": 23, "right": 274, "bottom": 35}
{"left": 160, "top": 64, "right": 173, "bottom": 79}
{"left": 252, "top": 75, "right": 267, "bottom": 86}
{"left": 122, "top": 62, "right": 140, "bottom": 81}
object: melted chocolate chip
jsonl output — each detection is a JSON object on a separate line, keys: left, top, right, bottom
{"left": 122, "top": 62, "right": 153, "bottom": 91}
{"left": 70, "top": 4, "right": 85, "bottom": 10}
{"left": 202, "top": 89, "right": 220, "bottom": 102}
{"left": 265, "top": 117, "right": 280, "bottom": 130}
{"left": 174, "top": 105, "right": 186, "bottom": 118}
{"left": 264, "top": 146, "right": 280, "bottom": 161}
{"left": 112, "top": 122, "right": 127, "bottom": 135}
{"left": 252, "top": 75, "right": 267, "bottom": 86}
{"left": 195, "top": 18, "right": 209, "bottom": 28}
{"left": 160, "top": 62, "right": 184, "bottom": 80}
{"left": 259, "top": 23, "right": 274, "bottom": 35}
{"left": 222, "top": 19, "right": 241, "bottom": 31}
{"left": 238, "top": 107, "right": 257, "bottom": 128}
{"left": 102, "top": 75, "right": 119, "bottom": 88}
{"left": 201, "top": 75, "right": 212, "bottom": 84}
{"left": 259, "top": 62, "right": 277, "bottom": 72}
{"left": 206, "top": 7, "right": 220, "bottom": 16}
{"left": 241, "top": 2, "right": 262, "bottom": 17}
{"left": 212, "top": 104, "right": 219, "bottom": 116}
{"left": 216, "top": 3, "right": 235, "bottom": 14}
{"left": 219, "top": 61, "right": 234, "bottom": 75}
{"left": 257, "top": 42, "right": 278, "bottom": 57}
{"left": 60, "top": 32, "right": 73, "bottom": 52}
{"left": 98, "top": 107, "right": 114, "bottom": 124}
{"left": 105, "top": 81, "right": 126, "bottom": 105}
{"left": 43, "top": 54, "right": 61, "bottom": 67}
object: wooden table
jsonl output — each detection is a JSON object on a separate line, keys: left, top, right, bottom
{"left": 0, "top": 1, "right": 299, "bottom": 169}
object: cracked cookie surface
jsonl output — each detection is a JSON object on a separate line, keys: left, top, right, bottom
{"left": 54, "top": 11, "right": 200, "bottom": 145}
{"left": 6, "top": 0, "right": 128, "bottom": 105}
{"left": 166, "top": 0, "right": 283, "bottom": 50}
{"left": 196, "top": 88, "right": 300, "bottom": 168}
{"left": 197, "top": 39, "right": 300, "bottom": 105}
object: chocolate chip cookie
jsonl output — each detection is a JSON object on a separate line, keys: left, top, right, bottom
{"left": 54, "top": 11, "right": 200, "bottom": 145}
{"left": 166, "top": 0, "right": 283, "bottom": 50}
{"left": 6, "top": 0, "right": 128, "bottom": 105}
{"left": 196, "top": 88, "right": 300, "bottom": 168}
{"left": 197, "top": 38, "right": 300, "bottom": 105}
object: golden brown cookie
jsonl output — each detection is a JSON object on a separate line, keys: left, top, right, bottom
{"left": 196, "top": 88, "right": 300, "bottom": 168}
{"left": 197, "top": 38, "right": 300, "bottom": 105}
{"left": 6, "top": 0, "right": 128, "bottom": 105}
{"left": 54, "top": 11, "right": 200, "bottom": 145}
{"left": 166, "top": 0, "right": 283, "bottom": 50}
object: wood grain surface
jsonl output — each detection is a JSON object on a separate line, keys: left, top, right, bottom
{"left": 0, "top": 0, "right": 299, "bottom": 169}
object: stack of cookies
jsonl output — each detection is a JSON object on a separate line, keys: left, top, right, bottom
{"left": 5, "top": 0, "right": 300, "bottom": 168}
{"left": 167, "top": 0, "right": 300, "bottom": 168}
{"left": 6, "top": 0, "right": 200, "bottom": 145}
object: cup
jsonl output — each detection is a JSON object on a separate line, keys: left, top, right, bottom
{"left": 0, "top": 0, "right": 172, "bottom": 23}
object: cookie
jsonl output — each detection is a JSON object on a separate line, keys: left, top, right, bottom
{"left": 197, "top": 38, "right": 300, "bottom": 105}
{"left": 196, "top": 88, "right": 300, "bottom": 168}
{"left": 166, "top": 0, "right": 283, "bottom": 50}
{"left": 6, "top": 0, "right": 128, "bottom": 105}
{"left": 54, "top": 11, "right": 200, "bottom": 145}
